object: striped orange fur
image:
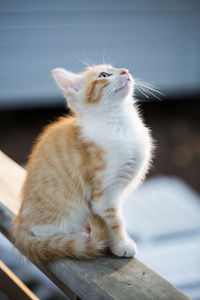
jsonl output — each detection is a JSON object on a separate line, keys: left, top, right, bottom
{"left": 86, "top": 78, "right": 109, "bottom": 103}
{"left": 11, "top": 64, "right": 152, "bottom": 261}
{"left": 12, "top": 115, "right": 108, "bottom": 261}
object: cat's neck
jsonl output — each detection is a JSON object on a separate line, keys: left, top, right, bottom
{"left": 77, "top": 99, "right": 141, "bottom": 137}
{"left": 82, "top": 98, "right": 136, "bottom": 121}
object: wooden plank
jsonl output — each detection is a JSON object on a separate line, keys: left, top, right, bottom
{"left": 0, "top": 151, "right": 25, "bottom": 215}
{"left": 0, "top": 150, "right": 191, "bottom": 300}
{"left": 0, "top": 204, "right": 78, "bottom": 300}
{"left": 0, "top": 260, "right": 39, "bottom": 300}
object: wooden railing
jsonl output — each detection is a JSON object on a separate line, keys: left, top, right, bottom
{"left": 0, "top": 151, "right": 191, "bottom": 300}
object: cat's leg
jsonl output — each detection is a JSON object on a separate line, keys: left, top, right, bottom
{"left": 30, "top": 224, "right": 61, "bottom": 237}
{"left": 91, "top": 189, "right": 137, "bottom": 257}
{"left": 104, "top": 207, "right": 137, "bottom": 257}
{"left": 30, "top": 202, "right": 90, "bottom": 238}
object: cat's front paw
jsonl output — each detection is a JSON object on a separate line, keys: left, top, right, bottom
{"left": 110, "top": 239, "right": 137, "bottom": 257}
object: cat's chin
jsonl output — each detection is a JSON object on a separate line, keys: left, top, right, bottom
{"left": 115, "top": 81, "right": 133, "bottom": 98}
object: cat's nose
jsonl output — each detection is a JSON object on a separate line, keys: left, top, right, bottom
{"left": 120, "top": 69, "right": 129, "bottom": 75}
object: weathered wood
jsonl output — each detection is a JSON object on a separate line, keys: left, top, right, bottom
{"left": 0, "top": 151, "right": 26, "bottom": 215}
{"left": 0, "top": 260, "right": 39, "bottom": 300}
{"left": 0, "top": 151, "right": 191, "bottom": 300}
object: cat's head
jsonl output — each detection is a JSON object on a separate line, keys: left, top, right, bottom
{"left": 51, "top": 64, "right": 134, "bottom": 115}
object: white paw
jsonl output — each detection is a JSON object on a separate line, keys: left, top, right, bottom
{"left": 110, "top": 239, "right": 137, "bottom": 257}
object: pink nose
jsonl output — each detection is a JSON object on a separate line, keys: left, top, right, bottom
{"left": 120, "top": 69, "right": 129, "bottom": 75}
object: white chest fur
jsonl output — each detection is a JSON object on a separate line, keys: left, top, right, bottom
{"left": 79, "top": 103, "right": 152, "bottom": 190}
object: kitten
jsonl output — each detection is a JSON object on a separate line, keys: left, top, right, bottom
{"left": 11, "top": 64, "right": 152, "bottom": 262}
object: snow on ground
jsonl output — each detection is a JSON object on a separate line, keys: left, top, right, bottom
{"left": 124, "top": 175, "right": 200, "bottom": 300}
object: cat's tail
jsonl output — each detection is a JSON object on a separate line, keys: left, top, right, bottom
{"left": 11, "top": 214, "right": 108, "bottom": 262}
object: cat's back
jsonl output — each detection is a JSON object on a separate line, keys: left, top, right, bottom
{"left": 27, "top": 115, "right": 78, "bottom": 167}
{"left": 20, "top": 115, "right": 80, "bottom": 208}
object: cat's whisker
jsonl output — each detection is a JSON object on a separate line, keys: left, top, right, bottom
{"left": 135, "top": 80, "right": 164, "bottom": 96}
{"left": 135, "top": 85, "right": 150, "bottom": 100}
{"left": 135, "top": 79, "right": 164, "bottom": 101}
{"left": 136, "top": 85, "right": 162, "bottom": 101}
{"left": 73, "top": 54, "right": 91, "bottom": 67}
{"left": 102, "top": 49, "right": 107, "bottom": 65}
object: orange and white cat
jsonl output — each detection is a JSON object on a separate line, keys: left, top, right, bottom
{"left": 11, "top": 64, "right": 152, "bottom": 262}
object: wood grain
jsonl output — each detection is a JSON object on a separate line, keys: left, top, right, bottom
{"left": 0, "top": 151, "right": 25, "bottom": 215}
{"left": 0, "top": 150, "right": 191, "bottom": 300}
{"left": 0, "top": 260, "right": 39, "bottom": 300}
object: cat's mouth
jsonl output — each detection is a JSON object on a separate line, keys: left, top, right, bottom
{"left": 115, "top": 78, "right": 131, "bottom": 93}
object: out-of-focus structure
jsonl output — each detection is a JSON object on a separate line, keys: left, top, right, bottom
{"left": 0, "top": 0, "right": 199, "bottom": 108}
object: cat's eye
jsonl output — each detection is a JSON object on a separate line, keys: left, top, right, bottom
{"left": 98, "top": 72, "right": 112, "bottom": 78}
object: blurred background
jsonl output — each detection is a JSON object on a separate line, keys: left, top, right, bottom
{"left": 0, "top": 0, "right": 200, "bottom": 299}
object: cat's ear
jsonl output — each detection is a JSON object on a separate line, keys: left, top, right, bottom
{"left": 51, "top": 68, "right": 82, "bottom": 94}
